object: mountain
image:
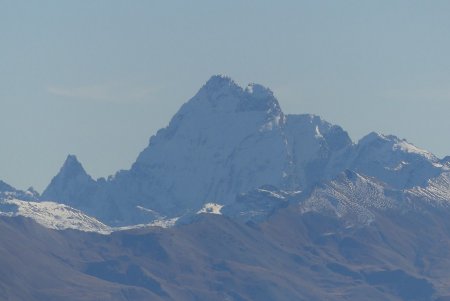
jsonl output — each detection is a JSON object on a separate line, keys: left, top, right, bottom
{"left": 41, "top": 76, "right": 294, "bottom": 224}
{"left": 3, "top": 75, "right": 450, "bottom": 300}
{"left": 40, "top": 76, "right": 448, "bottom": 226}
{"left": 112, "top": 76, "right": 290, "bottom": 220}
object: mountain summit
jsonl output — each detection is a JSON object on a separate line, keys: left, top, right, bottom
{"left": 41, "top": 76, "right": 446, "bottom": 226}
{"left": 42, "top": 155, "right": 97, "bottom": 207}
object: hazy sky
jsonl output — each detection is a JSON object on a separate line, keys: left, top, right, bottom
{"left": 2, "top": 1, "right": 450, "bottom": 191}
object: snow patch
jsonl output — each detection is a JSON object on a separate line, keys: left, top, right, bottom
{"left": 197, "top": 203, "right": 223, "bottom": 215}
{"left": 314, "top": 125, "right": 323, "bottom": 139}
{"left": 1, "top": 199, "right": 112, "bottom": 234}
{"left": 0, "top": 199, "right": 180, "bottom": 234}
{"left": 116, "top": 217, "right": 179, "bottom": 231}
{"left": 393, "top": 140, "right": 435, "bottom": 160}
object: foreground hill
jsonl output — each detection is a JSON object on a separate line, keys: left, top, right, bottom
{"left": 2, "top": 193, "right": 450, "bottom": 301}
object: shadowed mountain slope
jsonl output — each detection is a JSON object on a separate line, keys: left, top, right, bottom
{"left": 2, "top": 197, "right": 450, "bottom": 301}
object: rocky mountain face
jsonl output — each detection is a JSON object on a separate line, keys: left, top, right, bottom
{"left": 41, "top": 155, "right": 97, "bottom": 205}
{"left": 40, "top": 75, "right": 447, "bottom": 226}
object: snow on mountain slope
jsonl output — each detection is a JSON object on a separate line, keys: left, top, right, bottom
{"left": 349, "top": 132, "right": 444, "bottom": 189}
{"left": 0, "top": 199, "right": 112, "bottom": 234}
{"left": 408, "top": 172, "right": 450, "bottom": 206}
{"left": 0, "top": 197, "right": 178, "bottom": 234}
{"left": 299, "top": 170, "right": 400, "bottom": 225}
{"left": 284, "top": 114, "right": 353, "bottom": 189}
{"left": 0, "top": 180, "right": 111, "bottom": 233}
{"left": 115, "top": 216, "right": 179, "bottom": 231}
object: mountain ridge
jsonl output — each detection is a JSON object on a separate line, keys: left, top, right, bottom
{"left": 40, "top": 75, "right": 448, "bottom": 226}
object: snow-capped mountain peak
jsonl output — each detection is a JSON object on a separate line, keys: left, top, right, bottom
{"left": 119, "top": 77, "right": 290, "bottom": 221}
{"left": 39, "top": 76, "right": 449, "bottom": 226}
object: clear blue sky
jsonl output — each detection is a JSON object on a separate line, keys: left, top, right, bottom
{"left": 2, "top": 1, "right": 450, "bottom": 191}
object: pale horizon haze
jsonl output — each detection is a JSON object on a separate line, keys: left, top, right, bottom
{"left": 2, "top": 1, "right": 450, "bottom": 191}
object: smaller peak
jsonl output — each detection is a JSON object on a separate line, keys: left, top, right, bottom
{"left": 25, "top": 186, "right": 40, "bottom": 199}
{"left": 26, "top": 186, "right": 39, "bottom": 194}
{"left": 59, "top": 154, "right": 89, "bottom": 177}
{"left": 0, "top": 180, "right": 16, "bottom": 192}
{"left": 245, "top": 83, "right": 274, "bottom": 99}
{"left": 359, "top": 132, "right": 398, "bottom": 145}
{"left": 358, "top": 132, "right": 436, "bottom": 161}
{"left": 41, "top": 154, "right": 95, "bottom": 201}
{"left": 64, "top": 154, "right": 80, "bottom": 165}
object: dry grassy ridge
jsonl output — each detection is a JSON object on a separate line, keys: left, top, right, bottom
{"left": 2, "top": 201, "right": 450, "bottom": 301}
